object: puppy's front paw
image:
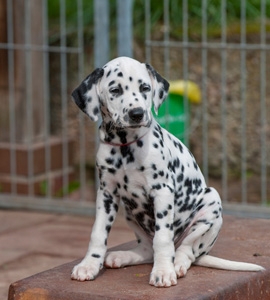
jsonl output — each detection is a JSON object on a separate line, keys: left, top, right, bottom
{"left": 71, "top": 260, "right": 102, "bottom": 281}
{"left": 149, "top": 266, "right": 177, "bottom": 287}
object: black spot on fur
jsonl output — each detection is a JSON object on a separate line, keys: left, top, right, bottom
{"left": 173, "top": 140, "right": 183, "bottom": 153}
{"left": 114, "top": 203, "right": 119, "bottom": 212}
{"left": 120, "top": 146, "right": 135, "bottom": 163}
{"left": 135, "top": 212, "right": 145, "bottom": 223}
{"left": 159, "top": 171, "right": 164, "bottom": 176}
{"left": 117, "top": 130, "right": 127, "bottom": 144}
{"left": 106, "top": 225, "right": 111, "bottom": 233}
{"left": 152, "top": 184, "right": 162, "bottom": 190}
{"left": 103, "top": 191, "right": 113, "bottom": 214}
{"left": 118, "top": 72, "right": 123, "bottom": 77}
{"left": 108, "top": 168, "right": 116, "bottom": 174}
{"left": 156, "top": 213, "right": 163, "bottom": 219}
{"left": 122, "top": 196, "right": 138, "bottom": 211}
{"left": 151, "top": 164, "right": 157, "bottom": 170}
{"left": 153, "top": 131, "right": 159, "bottom": 139}
{"left": 159, "top": 89, "right": 164, "bottom": 99}
{"left": 93, "top": 106, "right": 99, "bottom": 115}
{"left": 105, "top": 158, "right": 114, "bottom": 165}
{"left": 205, "top": 187, "right": 212, "bottom": 194}
{"left": 124, "top": 175, "right": 129, "bottom": 184}
{"left": 197, "top": 251, "right": 206, "bottom": 258}
{"left": 137, "top": 140, "right": 143, "bottom": 147}
{"left": 92, "top": 253, "right": 101, "bottom": 258}
{"left": 177, "top": 173, "right": 184, "bottom": 183}
{"left": 115, "top": 158, "right": 122, "bottom": 169}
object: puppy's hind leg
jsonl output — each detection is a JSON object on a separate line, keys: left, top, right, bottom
{"left": 174, "top": 187, "right": 223, "bottom": 278}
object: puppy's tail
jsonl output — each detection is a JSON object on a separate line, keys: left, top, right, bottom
{"left": 194, "top": 255, "right": 265, "bottom": 271}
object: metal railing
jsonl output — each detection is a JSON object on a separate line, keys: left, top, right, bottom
{"left": 0, "top": 0, "right": 96, "bottom": 215}
{"left": 144, "top": 0, "right": 269, "bottom": 218}
{"left": 0, "top": 0, "right": 269, "bottom": 218}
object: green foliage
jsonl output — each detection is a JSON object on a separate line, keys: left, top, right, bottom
{"left": 39, "top": 180, "right": 80, "bottom": 197}
{"left": 48, "top": 0, "right": 94, "bottom": 28}
{"left": 55, "top": 180, "right": 80, "bottom": 197}
{"left": 47, "top": 0, "right": 270, "bottom": 43}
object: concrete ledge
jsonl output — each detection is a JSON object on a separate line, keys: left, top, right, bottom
{"left": 8, "top": 216, "right": 270, "bottom": 300}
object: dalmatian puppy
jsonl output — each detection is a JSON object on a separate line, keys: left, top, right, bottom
{"left": 71, "top": 57, "right": 264, "bottom": 287}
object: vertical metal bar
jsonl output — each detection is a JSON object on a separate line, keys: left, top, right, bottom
{"left": 163, "top": 0, "right": 170, "bottom": 131}
{"left": 77, "top": 0, "right": 86, "bottom": 202}
{"left": 260, "top": 0, "right": 267, "bottom": 205}
{"left": 201, "top": 0, "right": 208, "bottom": 182}
{"left": 145, "top": 0, "right": 151, "bottom": 63}
{"left": 7, "top": 0, "right": 16, "bottom": 195}
{"left": 163, "top": 0, "right": 170, "bottom": 78}
{"left": 94, "top": 0, "right": 109, "bottom": 67}
{"left": 240, "top": 0, "right": 247, "bottom": 204}
{"left": 221, "top": 0, "right": 228, "bottom": 202}
{"left": 117, "top": 0, "right": 133, "bottom": 57}
{"left": 25, "top": 0, "right": 34, "bottom": 196}
{"left": 42, "top": 0, "right": 51, "bottom": 199}
{"left": 60, "top": 0, "right": 69, "bottom": 197}
{"left": 94, "top": 0, "right": 109, "bottom": 190}
{"left": 182, "top": 0, "right": 189, "bottom": 147}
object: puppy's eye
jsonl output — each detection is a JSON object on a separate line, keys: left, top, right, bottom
{"left": 109, "top": 84, "right": 123, "bottom": 97}
{"left": 110, "top": 87, "right": 120, "bottom": 94}
{"left": 140, "top": 84, "right": 151, "bottom": 93}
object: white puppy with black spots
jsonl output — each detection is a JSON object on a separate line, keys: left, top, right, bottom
{"left": 71, "top": 57, "right": 264, "bottom": 287}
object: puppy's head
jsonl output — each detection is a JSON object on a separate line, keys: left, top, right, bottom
{"left": 72, "top": 57, "right": 169, "bottom": 128}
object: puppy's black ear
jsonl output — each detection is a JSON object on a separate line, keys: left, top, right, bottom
{"left": 145, "top": 63, "right": 170, "bottom": 115}
{"left": 72, "top": 68, "right": 104, "bottom": 121}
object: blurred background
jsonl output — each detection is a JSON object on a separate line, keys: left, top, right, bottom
{"left": 0, "top": 0, "right": 269, "bottom": 218}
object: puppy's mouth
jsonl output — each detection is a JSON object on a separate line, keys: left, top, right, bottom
{"left": 114, "top": 118, "right": 152, "bottom": 130}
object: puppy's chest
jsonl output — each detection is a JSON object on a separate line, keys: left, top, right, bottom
{"left": 114, "top": 174, "right": 156, "bottom": 235}
{"left": 99, "top": 148, "right": 155, "bottom": 211}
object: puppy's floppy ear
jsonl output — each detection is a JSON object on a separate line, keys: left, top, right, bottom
{"left": 145, "top": 63, "right": 170, "bottom": 114}
{"left": 72, "top": 68, "right": 104, "bottom": 121}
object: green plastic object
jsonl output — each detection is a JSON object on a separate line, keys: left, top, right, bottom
{"left": 153, "top": 80, "right": 201, "bottom": 144}
{"left": 154, "top": 93, "right": 188, "bottom": 144}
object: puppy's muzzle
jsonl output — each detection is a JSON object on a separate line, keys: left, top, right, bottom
{"left": 128, "top": 108, "right": 144, "bottom": 124}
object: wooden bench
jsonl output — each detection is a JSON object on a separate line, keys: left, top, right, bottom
{"left": 8, "top": 216, "right": 270, "bottom": 299}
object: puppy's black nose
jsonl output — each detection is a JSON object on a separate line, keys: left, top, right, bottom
{"left": 128, "top": 108, "right": 144, "bottom": 123}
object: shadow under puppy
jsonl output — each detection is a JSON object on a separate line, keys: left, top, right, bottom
{"left": 71, "top": 56, "right": 264, "bottom": 287}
